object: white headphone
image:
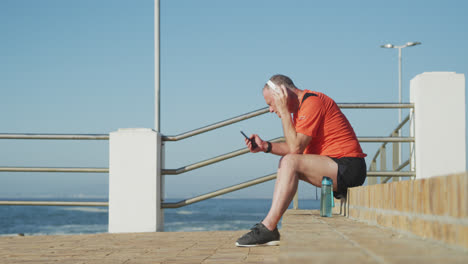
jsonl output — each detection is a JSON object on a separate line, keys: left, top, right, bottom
{"left": 267, "top": 80, "right": 280, "bottom": 93}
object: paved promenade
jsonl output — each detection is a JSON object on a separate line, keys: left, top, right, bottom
{"left": 0, "top": 230, "right": 278, "bottom": 264}
{"left": 281, "top": 210, "right": 468, "bottom": 263}
{"left": 1, "top": 210, "right": 468, "bottom": 263}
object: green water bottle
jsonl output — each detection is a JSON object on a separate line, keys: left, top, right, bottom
{"left": 320, "top": 176, "right": 333, "bottom": 217}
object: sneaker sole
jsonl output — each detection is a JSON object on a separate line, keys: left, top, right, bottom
{"left": 235, "top": 240, "right": 280, "bottom": 247}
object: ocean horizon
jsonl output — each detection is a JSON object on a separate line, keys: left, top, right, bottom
{"left": 0, "top": 197, "right": 321, "bottom": 236}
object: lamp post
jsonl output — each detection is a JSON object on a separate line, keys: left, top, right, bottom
{"left": 380, "top": 42, "right": 421, "bottom": 179}
{"left": 155, "top": 0, "right": 160, "bottom": 132}
{"left": 380, "top": 42, "right": 421, "bottom": 125}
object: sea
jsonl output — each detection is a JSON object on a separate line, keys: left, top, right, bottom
{"left": 0, "top": 198, "right": 321, "bottom": 236}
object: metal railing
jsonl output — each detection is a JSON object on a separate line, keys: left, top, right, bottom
{"left": 161, "top": 103, "right": 414, "bottom": 142}
{"left": 0, "top": 134, "right": 109, "bottom": 207}
{"left": 0, "top": 133, "right": 109, "bottom": 174}
{"left": 0, "top": 134, "right": 109, "bottom": 140}
{"left": 0, "top": 167, "right": 108, "bottom": 173}
{"left": 162, "top": 137, "right": 285, "bottom": 175}
{"left": 0, "top": 201, "right": 108, "bottom": 206}
{"left": 163, "top": 173, "right": 277, "bottom": 208}
{"left": 368, "top": 113, "right": 415, "bottom": 185}
{"left": 0, "top": 103, "right": 414, "bottom": 208}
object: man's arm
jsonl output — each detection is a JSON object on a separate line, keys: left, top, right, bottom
{"left": 279, "top": 113, "right": 312, "bottom": 154}
{"left": 273, "top": 84, "right": 312, "bottom": 155}
{"left": 261, "top": 141, "right": 289, "bottom": 156}
{"left": 248, "top": 134, "right": 310, "bottom": 156}
{"left": 254, "top": 115, "right": 311, "bottom": 156}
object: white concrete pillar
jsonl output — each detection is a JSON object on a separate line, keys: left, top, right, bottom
{"left": 410, "top": 72, "right": 466, "bottom": 179}
{"left": 109, "top": 128, "right": 163, "bottom": 233}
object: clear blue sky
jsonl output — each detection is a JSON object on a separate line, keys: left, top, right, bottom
{"left": 1, "top": 0, "right": 467, "bottom": 199}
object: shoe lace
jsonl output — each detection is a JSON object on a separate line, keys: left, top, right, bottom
{"left": 250, "top": 223, "right": 261, "bottom": 235}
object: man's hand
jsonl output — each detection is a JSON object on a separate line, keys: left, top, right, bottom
{"left": 245, "top": 134, "right": 267, "bottom": 153}
{"left": 272, "top": 84, "right": 289, "bottom": 118}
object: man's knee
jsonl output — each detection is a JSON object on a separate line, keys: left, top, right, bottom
{"left": 279, "top": 154, "right": 299, "bottom": 170}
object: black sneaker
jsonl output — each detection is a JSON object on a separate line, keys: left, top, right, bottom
{"left": 235, "top": 223, "right": 280, "bottom": 247}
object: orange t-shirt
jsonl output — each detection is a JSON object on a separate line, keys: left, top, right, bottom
{"left": 293, "top": 90, "right": 366, "bottom": 159}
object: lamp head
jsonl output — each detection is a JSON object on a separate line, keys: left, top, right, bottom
{"left": 381, "top": 43, "right": 394, "bottom": 49}
{"left": 406, "top": 41, "right": 422, "bottom": 47}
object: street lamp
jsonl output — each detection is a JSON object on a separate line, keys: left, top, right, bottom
{"left": 380, "top": 41, "right": 421, "bottom": 125}
{"left": 381, "top": 41, "right": 421, "bottom": 174}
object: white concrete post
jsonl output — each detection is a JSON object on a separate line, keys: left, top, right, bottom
{"left": 410, "top": 72, "right": 466, "bottom": 179}
{"left": 109, "top": 128, "right": 163, "bottom": 233}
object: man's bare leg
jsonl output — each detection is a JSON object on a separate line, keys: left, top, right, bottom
{"left": 262, "top": 154, "right": 338, "bottom": 231}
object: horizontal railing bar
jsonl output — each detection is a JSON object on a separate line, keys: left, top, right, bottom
{"left": 0, "top": 167, "right": 108, "bottom": 173}
{"left": 162, "top": 137, "right": 411, "bottom": 175}
{"left": 162, "top": 137, "right": 285, "bottom": 175}
{"left": 0, "top": 137, "right": 412, "bottom": 175}
{"left": 367, "top": 171, "right": 415, "bottom": 177}
{"left": 358, "top": 137, "right": 414, "bottom": 143}
{"left": 396, "top": 159, "right": 411, "bottom": 172}
{"left": 393, "top": 114, "right": 410, "bottom": 135}
{"left": 338, "top": 103, "right": 414, "bottom": 109}
{"left": 162, "top": 173, "right": 277, "bottom": 208}
{"left": 0, "top": 133, "right": 109, "bottom": 140}
{"left": 0, "top": 201, "right": 108, "bottom": 206}
{"left": 162, "top": 108, "right": 270, "bottom": 141}
{"left": 371, "top": 148, "right": 382, "bottom": 163}
{"left": 371, "top": 114, "right": 411, "bottom": 162}
{"left": 0, "top": 105, "right": 413, "bottom": 142}
{"left": 162, "top": 103, "right": 414, "bottom": 142}
{"left": 382, "top": 159, "right": 411, "bottom": 183}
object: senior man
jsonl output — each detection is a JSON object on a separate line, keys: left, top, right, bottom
{"left": 236, "top": 74, "right": 367, "bottom": 247}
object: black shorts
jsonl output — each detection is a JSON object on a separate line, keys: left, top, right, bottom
{"left": 330, "top": 157, "right": 367, "bottom": 199}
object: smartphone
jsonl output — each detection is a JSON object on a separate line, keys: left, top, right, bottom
{"left": 240, "top": 131, "right": 258, "bottom": 149}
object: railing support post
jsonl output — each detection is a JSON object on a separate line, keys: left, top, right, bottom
{"left": 368, "top": 160, "right": 377, "bottom": 185}
{"left": 380, "top": 146, "right": 386, "bottom": 184}
{"left": 293, "top": 191, "right": 299, "bottom": 209}
{"left": 109, "top": 128, "right": 164, "bottom": 233}
{"left": 392, "top": 131, "right": 400, "bottom": 182}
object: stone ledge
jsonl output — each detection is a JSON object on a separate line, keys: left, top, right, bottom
{"left": 335, "top": 173, "right": 468, "bottom": 250}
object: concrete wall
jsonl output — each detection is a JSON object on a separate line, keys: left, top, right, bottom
{"left": 410, "top": 72, "right": 466, "bottom": 179}
{"left": 335, "top": 173, "right": 468, "bottom": 250}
